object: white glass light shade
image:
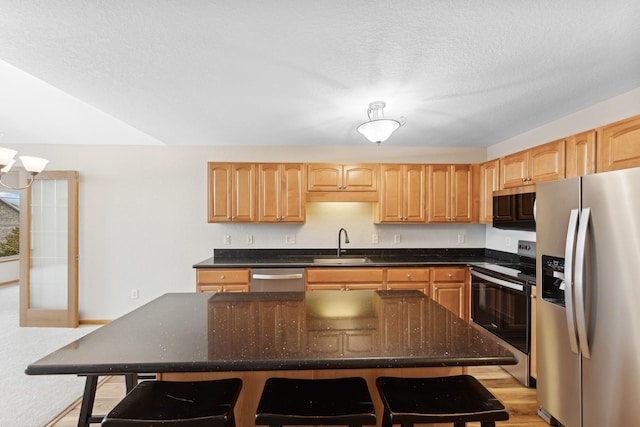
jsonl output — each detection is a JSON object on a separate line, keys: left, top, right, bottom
{"left": 0, "top": 147, "right": 17, "bottom": 167}
{"left": 1, "top": 159, "right": 15, "bottom": 173}
{"left": 357, "top": 119, "right": 401, "bottom": 144}
{"left": 20, "top": 156, "right": 49, "bottom": 173}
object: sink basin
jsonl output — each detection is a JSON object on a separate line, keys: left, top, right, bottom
{"left": 312, "top": 257, "right": 369, "bottom": 265}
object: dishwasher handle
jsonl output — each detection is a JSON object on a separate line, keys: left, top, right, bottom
{"left": 251, "top": 273, "right": 303, "bottom": 280}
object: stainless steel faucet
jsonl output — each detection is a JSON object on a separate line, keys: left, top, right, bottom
{"left": 337, "top": 228, "right": 350, "bottom": 257}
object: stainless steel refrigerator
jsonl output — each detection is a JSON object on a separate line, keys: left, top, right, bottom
{"left": 536, "top": 166, "right": 640, "bottom": 426}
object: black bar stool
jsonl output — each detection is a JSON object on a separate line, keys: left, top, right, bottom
{"left": 375, "top": 375, "right": 509, "bottom": 427}
{"left": 255, "top": 377, "right": 376, "bottom": 427}
{"left": 102, "top": 378, "right": 242, "bottom": 426}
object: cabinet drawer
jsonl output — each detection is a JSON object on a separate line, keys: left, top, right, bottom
{"left": 306, "top": 268, "right": 384, "bottom": 283}
{"left": 197, "top": 269, "right": 249, "bottom": 284}
{"left": 432, "top": 267, "right": 467, "bottom": 282}
{"left": 386, "top": 268, "right": 430, "bottom": 282}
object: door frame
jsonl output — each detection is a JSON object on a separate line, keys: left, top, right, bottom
{"left": 19, "top": 170, "right": 79, "bottom": 327}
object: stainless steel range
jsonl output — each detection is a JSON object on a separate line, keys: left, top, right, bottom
{"left": 470, "top": 240, "right": 536, "bottom": 387}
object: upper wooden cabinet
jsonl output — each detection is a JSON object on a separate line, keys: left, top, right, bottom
{"left": 306, "top": 163, "right": 378, "bottom": 202}
{"left": 376, "top": 164, "right": 426, "bottom": 223}
{"left": 500, "top": 140, "right": 565, "bottom": 188}
{"left": 258, "top": 163, "right": 305, "bottom": 223}
{"left": 565, "top": 130, "right": 597, "bottom": 178}
{"left": 208, "top": 163, "right": 256, "bottom": 223}
{"left": 427, "top": 164, "right": 473, "bottom": 223}
{"left": 478, "top": 159, "right": 500, "bottom": 224}
{"left": 597, "top": 115, "right": 640, "bottom": 172}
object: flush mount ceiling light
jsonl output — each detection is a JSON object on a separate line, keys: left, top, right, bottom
{"left": 0, "top": 147, "right": 49, "bottom": 190}
{"left": 356, "top": 101, "right": 406, "bottom": 145}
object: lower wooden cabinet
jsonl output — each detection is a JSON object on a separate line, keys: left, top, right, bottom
{"left": 430, "top": 267, "right": 469, "bottom": 321}
{"left": 305, "top": 268, "right": 385, "bottom": 291}
{"left": 385, "top": 267, "right": 431, "bottom": 295}
{"left": 196, "top": 269, "right": 250, "bottom": 293}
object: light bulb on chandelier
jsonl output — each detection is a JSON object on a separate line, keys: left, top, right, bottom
{"left": 356, "top": 101, "right": 406, "bottom": 145}
{"left": 0, "top": 147, "right": 49, "bottom": 190}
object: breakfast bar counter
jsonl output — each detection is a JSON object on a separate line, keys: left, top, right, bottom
{"left": 27, "top": 290, "right": 515, "bottom": 426}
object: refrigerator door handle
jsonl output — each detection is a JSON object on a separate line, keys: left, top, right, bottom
{"left": 564, "top": 208, "right": 580, "bottom": 354}
{"left": 575, "top": 207, "right": 591, "bottom": 359}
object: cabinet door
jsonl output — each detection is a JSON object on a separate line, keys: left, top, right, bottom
{"left": 431, "top": 267, "right": 468, "bottom": 321}
{"left": 431, "top": 282, "right": 465, "bottom": 319}
{"left": 258, "top": 163, "right": 305, "bottom": 222}
{"left": 427, "top": 165, "right": 472, "bottom": 223}
{"left": 231, "top": 163, "right": 256, "bottom": 222}
{"left": 208, "top": 163, "right": 255, "bottom": 222}
{"left": 280, "top": 163, "right": 305, "bottom": 222}
{"left": 208, "top": 163, "right": 232, "bottom": 222}
{"left": 500, "top": 152, "right": 528, "bottom": 189}
{"left": 597, "top": 115, "right": 640, "bottom": 172}
{"left": 404, "top": 164, "right": 426, "bottom": 222}
{"left": 566, "top": 130, "right": 596, "bottom": 178}
{"left": 479, "top": 159, "right": 500, "bottom": 224}
{"left": 258, "top": 163, "right": 281, "bottom": 222}
{"left": 451, "top": 164, "right": 473, "bottom": 222}
{"left": 342, "top": 164, "right": 377, "bottom": 191}
{"left": 307, "top": 164, "right": 342, "bottom": 191}
{"left": 377, "top": 164, "right": 425, "bottom": 223}
{"left": 427, "top": 164, "right": 451, "bottom": 222}
{"left": 377, "top": 164, "right": 404, "bottom": 222}
{"left": 529, "top": 139, "right": 565, "bottom": 184}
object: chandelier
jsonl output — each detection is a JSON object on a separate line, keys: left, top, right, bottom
{"left": 356, "top": 101, "right": 405, "bottom": 144}
{"left": 0, "top": 147, "right": 49, "bottom": 190}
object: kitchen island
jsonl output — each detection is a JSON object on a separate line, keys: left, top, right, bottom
{"left": 27, "top": 290, "right": 515, "bottom": 426}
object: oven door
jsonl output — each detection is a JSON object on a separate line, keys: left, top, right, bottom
{"left": 470, "top": 269, "right": 531, "bottom": 355}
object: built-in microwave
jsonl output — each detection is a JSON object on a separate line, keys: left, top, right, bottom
{"left": 492, "top": 188, "right": 536, "bottom": 231}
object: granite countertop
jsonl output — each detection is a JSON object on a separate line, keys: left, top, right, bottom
{"left": 193, "top": 248, "right": 518, "bottom": 268}
{"left": 26, "top": 291, "right": 516, "bottom": 375}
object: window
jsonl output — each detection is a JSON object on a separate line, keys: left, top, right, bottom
{"left": 0, "top": 191, "right": 20, "bottom": 257}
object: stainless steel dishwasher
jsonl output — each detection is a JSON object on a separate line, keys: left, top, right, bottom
{"left": 250, "top": 268, "right": 305, "bottom": 292}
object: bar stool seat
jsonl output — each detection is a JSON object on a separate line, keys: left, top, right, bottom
{"left": 255, "top": 377, "right": 376, "bottom": 426}
{"left": 102, "top": 378, "right": 242, "bottom": 427}
{"left": 376, "top": 375, "right": 509, "bottom": 427}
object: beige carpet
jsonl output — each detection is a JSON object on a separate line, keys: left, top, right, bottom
{"left": 0, "top": 284, "right": 100, "bottom": 426}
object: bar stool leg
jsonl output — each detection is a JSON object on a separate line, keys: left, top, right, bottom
{"left": 78, "top": 375, "right": 98, "bottom": 427}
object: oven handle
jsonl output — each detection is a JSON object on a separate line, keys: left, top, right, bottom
{"left": 470, "top": 270, "right": 525, "bottom": 292}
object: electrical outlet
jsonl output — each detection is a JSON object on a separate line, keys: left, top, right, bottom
{"left": 285, "top": 235, "right": 296, "bottom": 244}
{"left": 394, "top": 234, "right": 401, "bottom": 244}
{"left": 224, "top": 235, "right": 231, "bottom": 245}
{"left": 458, "top": 234, "right": 465, "bottom": 244}
{"left": 372, "top": 234, "right": 379, "bottom": 244}
{"left": 130, "top": 289, "right": 139, "bottom": 299}
{"left": 246, "top": 235, "right": 254, "bottom": 244}
{"left": 505, "top": 237, "right": 512, "bottom": 246}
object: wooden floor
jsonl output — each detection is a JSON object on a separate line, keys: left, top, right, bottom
{"left": 48, "top": 366, "right": 548, "bottom": 426}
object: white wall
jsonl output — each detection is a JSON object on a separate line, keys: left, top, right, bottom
{"left": 5, "top": 145, "right": 485, "bottom": 320}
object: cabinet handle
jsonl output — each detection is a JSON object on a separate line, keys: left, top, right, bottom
{"left": 220, "top": 275, "right": 225, "bottom": 279}
{"left": 407, "top": 274, "right": 412, "bottom": 279}
{"left": 448, "top": 273, "right": 453, "bottom": 278}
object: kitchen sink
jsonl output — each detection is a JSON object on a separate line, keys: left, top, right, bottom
{"left": 312, "top": 257, "right": 369, "bottom": 265}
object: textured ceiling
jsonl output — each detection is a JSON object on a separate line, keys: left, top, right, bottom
{"left": 1, "top": 1, "right": 639, "bottom": 147}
